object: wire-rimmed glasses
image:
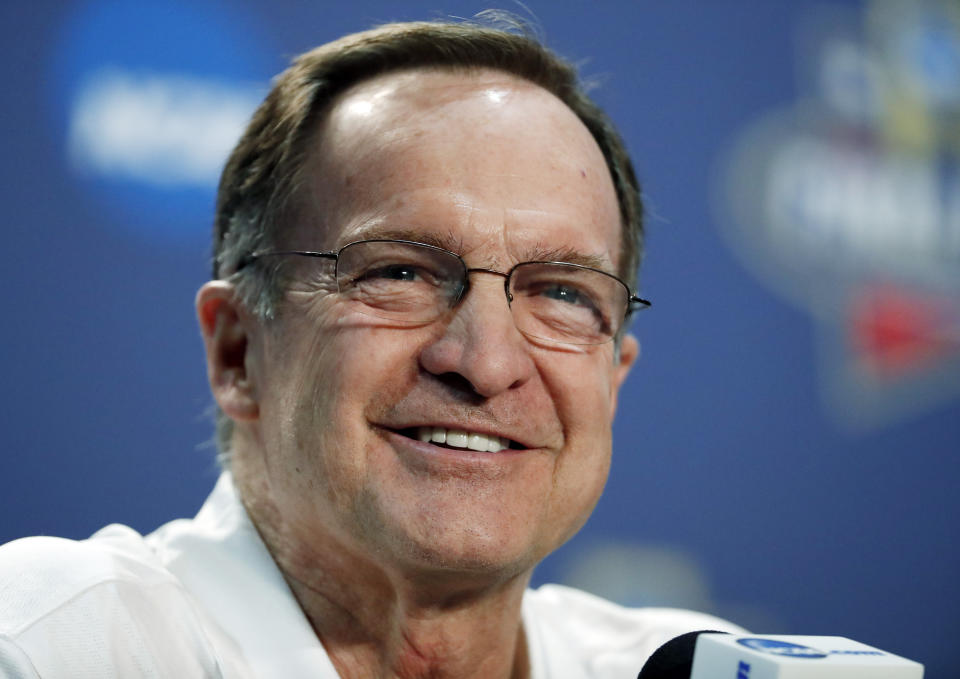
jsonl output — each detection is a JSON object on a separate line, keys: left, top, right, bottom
{"left": 240, "top": 239, "right": 650, "bottom": 345}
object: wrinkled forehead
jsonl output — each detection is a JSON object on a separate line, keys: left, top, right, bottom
{"left": 288, "top": 68, "right": 621, "bottom": 261}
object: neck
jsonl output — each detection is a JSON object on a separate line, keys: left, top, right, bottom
{"left": 236, "top": 470, "right": 534, "bottom": 679}
{"left": 286, "top": 569, "right": 531, "bottom": 679}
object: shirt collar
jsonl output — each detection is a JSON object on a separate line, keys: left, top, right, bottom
{"left": 150, "top": 471, "right": 339, "bottom": 678}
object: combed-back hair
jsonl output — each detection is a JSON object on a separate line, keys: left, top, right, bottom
{"left": 211, "top": 15, "right": 645, "bottom": 460}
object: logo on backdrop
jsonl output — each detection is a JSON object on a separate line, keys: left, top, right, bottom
{"left": 718, "top": 0, "right": 960, "bottom": 428}
{"left": 737, "top": 639, "right": 828, "bottom": 659}
{"left": 48, "top": 0, "right": 274, "bottom": 244}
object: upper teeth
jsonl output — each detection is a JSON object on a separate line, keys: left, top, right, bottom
{"left": 417, "top": 427, "right": 510, "bottom": 452}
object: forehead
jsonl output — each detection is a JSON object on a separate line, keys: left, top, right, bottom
{"left": 293, "top": 68, "right": 621, "bottom": 266}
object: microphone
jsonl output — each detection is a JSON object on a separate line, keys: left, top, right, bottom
{"left": 638, "top": 630, "right": 725, "bottom": 679}
{"left": 638, "top": 632, "right": 924, "bottom": 678}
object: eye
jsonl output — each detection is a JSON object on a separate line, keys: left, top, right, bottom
{"left": 540, "top": 284, "right": 589, "bottom": 306}
{"left": 526, "top": 280, "right": 602, "bottom": 313}
{"left": 352, "top": 262, "right": 438, "bottom": 286}
{"left": 361, "top": 264, "right": 422, "bottom": 282}
{"left": 513, "top": 267, "right": 616, "bottom": 340}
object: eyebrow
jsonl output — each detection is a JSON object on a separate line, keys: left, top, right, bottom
{"left": 523, "top": 244, "right": 611, "bottom": 271}
{"left": 345, "top": 226, "right": 464, "bottom": 254}
{"left": 344, "top": 226, "right": 613, "bottom": 272}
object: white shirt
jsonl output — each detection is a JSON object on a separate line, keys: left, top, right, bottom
{"left": 0, "top": 473, "right": 741, "bottom": 678}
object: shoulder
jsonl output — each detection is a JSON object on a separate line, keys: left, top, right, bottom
{"left": 0, "top": 527, "right": 225, "bottom": 677}
{"left": 0, "top": 525, "right": 168, "bottom": 631}
{"left": 523, "top": 584, "right": 744, "bottom": 678}
{"left": 524, "top": 584, "right": 743, "bottom": 639}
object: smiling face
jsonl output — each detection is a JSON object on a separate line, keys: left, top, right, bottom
{"left": 229, "top": 68, "right": 638, "bottom": 584}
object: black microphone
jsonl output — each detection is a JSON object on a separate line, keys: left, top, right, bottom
{"left": 637, "top": 630, "right": 726, "bottom": 679}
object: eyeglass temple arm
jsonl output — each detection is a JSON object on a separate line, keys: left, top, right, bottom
{"left": 628, "top": 295, "right": 652, "bottom": 312}
{"left": 236, "top": 250, "right": 338, "bottom": 271}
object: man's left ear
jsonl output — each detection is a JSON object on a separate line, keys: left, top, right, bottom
{"left": 610, "top": 333, "right": 639, "bottom": 420}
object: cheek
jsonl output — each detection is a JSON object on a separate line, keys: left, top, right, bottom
{"left": 281, "top": 320, "right": 425, "bottom": 451}
{"left": 554, "top": 370, "right": 614, "bottom": 489}
{"left": 536, "top": 350, "right": 617, "bottom": 519}
{"left": 536, "top": 348, "right": 617, "bottom": 438}
{"left": 259, "top": 323, "right": 397, "bottom": 516}
{"left": 274, "top": 303, "right": 407, "bottom": 401}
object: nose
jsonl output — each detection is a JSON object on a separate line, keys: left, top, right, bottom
{"left": 419, "top": 272, "right": 536, "bottom": 399}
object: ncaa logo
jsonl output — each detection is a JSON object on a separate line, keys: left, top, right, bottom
{"left": 47, "top": 0, "right": 274, "bottom": 245}
{"left": 717, "top": 0, "right": 960, "bottom": 428}
{"left": 737, "top": 639, "right": 828, "bottom": 659}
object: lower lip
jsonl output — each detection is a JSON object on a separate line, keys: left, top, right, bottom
{"left": 379, "top": 428, "right": 531, "bottom": 475}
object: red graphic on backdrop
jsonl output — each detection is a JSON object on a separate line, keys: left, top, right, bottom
{"left": 850, "top": 284, "right": 960, "bottom": 380}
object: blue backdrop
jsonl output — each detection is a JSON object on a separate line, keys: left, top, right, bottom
{"left": 2, "top": 1, "right": 957, "bottom": 676}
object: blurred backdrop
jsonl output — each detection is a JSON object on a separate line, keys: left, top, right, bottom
{"left": 2, "top": 1, "right": 958, "bottom": 676}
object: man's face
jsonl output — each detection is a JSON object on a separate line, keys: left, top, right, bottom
{"left": 234, "top": 69, "right": 637, "bottom": 580}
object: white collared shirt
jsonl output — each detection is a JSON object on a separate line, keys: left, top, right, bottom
{"left": 0, "top": 473, "right": 741, "bottom": 678}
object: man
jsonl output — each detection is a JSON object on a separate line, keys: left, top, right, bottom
{"left": 0, "top": 19, "right": 739, "bottom": 678}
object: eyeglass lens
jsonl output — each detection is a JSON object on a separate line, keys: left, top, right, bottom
{"left": 335, "top": 240, "right": 627, "bottom": 345}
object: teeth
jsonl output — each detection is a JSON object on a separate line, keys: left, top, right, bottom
{"left": 468, "top": 433, "right": 487, "bottom": 452}
{"left": 446, "top": 430, "right": 468, "bottom": 447}
{"left": 416, "top": 427, "right": 509, "bottom": 452}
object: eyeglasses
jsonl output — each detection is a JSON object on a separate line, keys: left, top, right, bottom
{"left": 239, "top": 239, "right": 650, "bottom": 345}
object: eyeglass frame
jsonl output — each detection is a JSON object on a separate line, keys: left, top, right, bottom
{"left": 237, "top": 238, "right": 651, "bottom": 342}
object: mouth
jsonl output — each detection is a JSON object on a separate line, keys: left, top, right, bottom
{"left": 395, "top": 426, "right": 524, "bottom": 453}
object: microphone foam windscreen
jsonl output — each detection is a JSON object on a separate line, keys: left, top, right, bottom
{"left": 637, "top": 630, "right": 729, "bottom": 679}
